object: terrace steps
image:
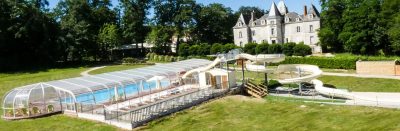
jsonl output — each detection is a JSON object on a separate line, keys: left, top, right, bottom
{"left": 244, "top": 81, "right": 268, "bottom": 98}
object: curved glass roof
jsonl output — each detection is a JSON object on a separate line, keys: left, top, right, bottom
{"left": 4, "top": 59, "right": 211, "bottom": 101}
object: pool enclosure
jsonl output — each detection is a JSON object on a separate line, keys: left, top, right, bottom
{"left": 2, "top": 59, "right": 211, "bottom": 120}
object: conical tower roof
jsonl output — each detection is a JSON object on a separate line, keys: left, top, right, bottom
{"left": 268, "top": 1, "right": 281, "bottom": 17}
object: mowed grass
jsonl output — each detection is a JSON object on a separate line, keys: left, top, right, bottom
{"left": 319, "top": 76, "right": 400, "bottom": 92}
{"left": 89, "top": 64, "right": 149, "bottom": 75}
{"left": 1, "top": 64, "right": 400, "bottom": 130}
{"left": 141, "top": 95, "right": 400, "bottom": 131}
{"left": 0, "top": 67, "right": 119, "bottom": 131}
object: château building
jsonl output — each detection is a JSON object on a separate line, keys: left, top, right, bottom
{"left": 233, "top": 0, "right": 322, "bottom": 53}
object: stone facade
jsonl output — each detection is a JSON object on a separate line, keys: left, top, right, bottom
{"left": 233, "top": 0, "right": 322, "bottom": 53}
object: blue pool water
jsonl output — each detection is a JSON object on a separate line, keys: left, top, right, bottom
{"left": 68, "top": 80, "right": 171, "bottom": 104}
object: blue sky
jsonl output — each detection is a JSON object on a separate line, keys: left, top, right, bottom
{"left": 48, "top": 0, "right": 321, "bottom": 15}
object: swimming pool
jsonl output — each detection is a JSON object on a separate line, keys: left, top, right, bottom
{"left": 67, "top": 80, "right": 171, "bottom": 104}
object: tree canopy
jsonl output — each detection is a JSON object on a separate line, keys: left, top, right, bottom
{"left": 319, "top": 0, "right": 400, "bottom": 55}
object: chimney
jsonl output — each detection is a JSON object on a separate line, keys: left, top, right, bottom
{"left": 304, "top": 5, "right": 308, "bottom": 16}
{"left": 251, "top": 10, "right": 255, "bottom": 21}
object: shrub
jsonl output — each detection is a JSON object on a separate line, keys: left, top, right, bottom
{"left": 268, "top": 44, "right": 282, "bottom": 54}
{"left": 146, "top": 53, "right": 155, "bottom": 60}
{"left": 282, "top": 42, "right": 296, "bottom": 56}
{"left": 267, "top": 80, "right": 282, "bottom": 89}
{"left": 211, "top": 43, "right": 224, "bottom": 54}
{"left": 189, "top": 45, "right": 201, "bottom": 56}
{"left": 293, "top": 43, "right": 312, "bottom": 56}
{"left": 122, "top": 57, "right": 139, "bottom": 64}
{"left": 178, "top": 43, "right": 190, "bottom": 56}
{"left": 198, "top": 43, "right": 211, "bottom": 56}
{"left": 177, "top": 56, "right": 185, "bottom": 61}
{"left": 162, "top": 55, "right": 168, "bottom": 62}
{"left": 170, "top": 56, "right": 176, "bottom": 62}
{"left": 223, "top": 43, "right": 238, "bottom": 52}
{"left": 146, "top": 53, "right": 151, "bottom": 60}
{"left": 243, "top": 42, "right": 258, "bottom": 55}
{"left": 275, "top": 57, "right": 357, "bottom": 69}
{"left": 157, "top": 55, "right": 164, "bottom": 61}
{"left": 153, "top": 54, "right": 158, "bottom": 61}
{"left": 255, "top": 42, "right": 269, "bottom": 54}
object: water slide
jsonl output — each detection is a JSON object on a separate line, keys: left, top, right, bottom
{"left": 183, "top": 52, "right": 400, "bottom": 103}
{"left": 275, "top": 64, "right": 322, "bottom": 84}
{"left": 235, "top": 53, "right": 285, "bottom": 73}
{"left": 275, "top": 64, "right": 400, "bottom": 103}
{"left": 182, "top": 57, "right": 223, "bottom": 79}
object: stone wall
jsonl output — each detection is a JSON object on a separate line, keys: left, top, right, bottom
{"left": 356, "top": 61, "right": 399, "bottom": 75}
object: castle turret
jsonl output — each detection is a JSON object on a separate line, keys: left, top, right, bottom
{"left": 233, "top": 13, "right": 251, "bottom": 47}
{"left": 267, "top": 1, "right": 284, "bottom": 44}
{"left": 277, "top": 0, "right": 288, "bottom": 15}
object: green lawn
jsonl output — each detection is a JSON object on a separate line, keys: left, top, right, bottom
{"left": 0, "top": 67, "right": 119, "bottom": 131}
{"left": 141, "top": 95, "right": 400, "bottom": 131}
{"left": 89, "top": 64, "right": 149, "bottom": 75}
{"left": 1, "top": 65, "right": 400, "bottom": 130}
{"left": 319, "top": 76, "right": 400, "bottom": 92}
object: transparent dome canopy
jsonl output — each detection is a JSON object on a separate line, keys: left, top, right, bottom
{"left": 2, "top": 59, "right": 211, "bottom": 119}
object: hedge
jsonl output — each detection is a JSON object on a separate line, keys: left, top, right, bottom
{"left": 275, "top": 57, "right": 357, "bottom": 69}
{"left": 122, "top": 57, "right": 153, "bottom": 65}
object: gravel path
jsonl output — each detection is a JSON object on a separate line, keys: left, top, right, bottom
{"left": 80, "top": 66, "right": 107, "bottom": 76}
{"left": 322, "top": 72, "right": 400, "bottom": 80}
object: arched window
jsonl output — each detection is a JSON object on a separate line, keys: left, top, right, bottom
{"left": 239, "top": 31, "right": 242, "bottom": 38}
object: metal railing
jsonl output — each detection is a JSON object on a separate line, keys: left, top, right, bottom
{"left": 103, "top": 85, "right": 228, "bottom": 127}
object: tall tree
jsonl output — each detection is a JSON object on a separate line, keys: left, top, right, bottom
{"left": 0, "top": 0, "right": 61, "bottom": 70}
{"left": 146, "top": 26, "right": 174, "bottom": 54}
{"left": 318, "top": 0, "right": 346, "bottom": 52}
{"left": 193, "top": 3, "right": 235, "bottom": 44}
{"left": 338, "top": 0, "right": 383, "bottom": 54}
{"left": 381, "top": 0, "right": 400, "bottom": 54}
{"left": 120, "top": 0, "right": 152, "bottom": 53}
{"left": 234, "top": 6, "right": 266, "bottom": 22}
{"left": 153, "top": 0, "right": 198, "bottom": 54}
{"left": 98, "top": 23, "right": 121, "bottom": 60}
{"left": 55, "top": 0, "right": 116, "bottom": 61}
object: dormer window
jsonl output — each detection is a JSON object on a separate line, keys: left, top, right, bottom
{"left": 285, "top": 18, "right": 290, "bottom": 23}
{"left": 309, "top": 14, "right": 314, "bottom": 19}
{"left": 296, "top": 18, "right": 300, "bottom": 22}
{"left": 238, "top": 22, "right": 242, "bottom": 27}
{"left": 261, "top": 20, "right": 265, "bottom": 25}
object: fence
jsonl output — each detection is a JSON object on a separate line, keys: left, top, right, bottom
{"left": 103, "top": 87, "right": 228, "bottom": 128}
